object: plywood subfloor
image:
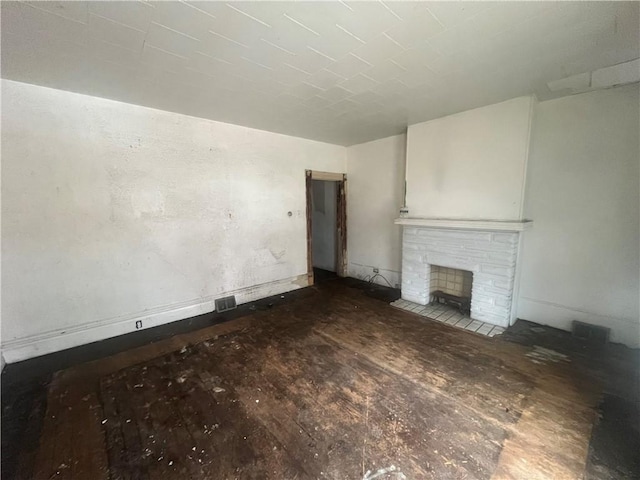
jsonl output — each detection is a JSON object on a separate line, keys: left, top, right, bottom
{"left": 10, "top": 281, "right": 611, "bottom": 479}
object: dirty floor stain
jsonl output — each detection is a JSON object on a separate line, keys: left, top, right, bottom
{"left": 6, "top": 280, "right": 630, "bottom": 479}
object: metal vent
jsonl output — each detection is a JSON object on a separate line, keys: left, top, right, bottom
{"left": 572, "top": 320, "right": 610, "bottom": 345}
{"left": 215, "top": 295, "right": 237, "bottom": 313}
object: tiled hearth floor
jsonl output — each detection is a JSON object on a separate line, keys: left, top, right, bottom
{"left": 390, "top": 299, "right": 506, "bottom": 337}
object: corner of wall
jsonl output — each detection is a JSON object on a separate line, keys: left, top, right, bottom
{"left": 518, "top": 95, "right": 537, "bottom": 221}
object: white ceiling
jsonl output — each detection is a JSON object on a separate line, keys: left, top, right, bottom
{"left": 2, "top": 1, "right": 639, "bottom": 146}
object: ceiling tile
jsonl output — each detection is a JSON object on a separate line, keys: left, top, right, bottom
{"left": 348, "top": 90, "right": 384, "bottom": 105}
{"left": 87, "top": 13, "right": 146, "bottom": 52}
{"left": 88, "top": 1, "right": 154, "bottom": 32}
{"left": 23, "top": 1, "right": 88, "bottom": 24}
{"left": 207, "top": 5, "right": 272, "bottom": 47}
{"left": 264, "top": 63, "right": 312, "bottom": 86}
{"left": 395, "top": 64, "right": 445, "bottom": 89}
{"left": 429, "top": 2, "right": 557, "bottom": 57}
{"left": 0, "top": 2, "right": 25, "bottom": 35}
{"left": 287, "top": 82, "right": 324, "bottom": 100}
{"left": 210, "top": 71, "right": 257, "bottom": 94}
{"left": 305, "top": 25, "right": 365, "bottom": 60}
{"left": 303, "top": 95, "right": 333, "bottom": 110}
{"left": 238, "top": 41, "right": 295, "bottom": 70}
{"left": 391, "top": 42, "right": 441, "bottom": 70}
{"left": 326, "top": 53, "right": 372, "bottom": 79}
{"left": 87, "top": 37, "right": 141, "bottom": 67}
{"left": 372, "top": 79, "right": 409, "bottom": 97}
{"left": 306, "top": 69, "right": 345, "bottom": 89}
{"left": 181, "top": 1, "right": 223, "bottom": 19}
{"left": 167, "top": 67, "right": 214, "bottom": 91}
{"left": 426, "top": 2, "right": 497, "bottom": 29}
{"left": 317, "top": 86, "right": 351, "bottom": 103}
{"left": 224, "top": 57, "right": 276, "bottom": 79}
{"left": 196, "top": 32, "right": 249, "bottom": 65}
{"left": 275, "top": 92, "right": 306, "bottom": 109}
{"left": 187, "top": 51, "right": 229, "bottom": 77}
{"left": 4, "top": 2, "right": 87, "bottom": 45}
{"left": 252, "top": 77, "right": 289, "bottom": 97}
{"left": 150, "top": 2, "right": 213, "bottom": 40}
{"left": 283, "top": 47, "right": 334, "bottom": 76}
{"left": 351, "top": 33, "right": 405, "bottom": 64}
{"left": 349, "top": 91, "right": 382, "bottom": 112}
{"left": 362, "top": 60, "right": 406, "bottom": 83}
{"left": 339, "top": 1, "right": 402, "bottom": 42}
{"left": 283, "top": 3, "right": 348, "bottom": 37}
{"left": 140, "top": 43, "right": 188, "bottom": 74}
{"left": 146, "top": 22, "right": 202, "bottom": 59}
{"left": 325, "top": 98, "right": 358, "bottom": 115}
{"left": 385, "top": 10, "right": 445, "bottom": 49}
{"left": 2, "top": 1, "right": 638, "bottom": 146}
{"left": 379, "top": 1, "right": 432, "bottom": 21}
{"left": 338, "top": 73, "right": 379, "bottom": 95}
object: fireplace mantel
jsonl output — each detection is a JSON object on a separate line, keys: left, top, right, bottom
{"left": 394, "top": 218, "right": 532, "bottom": 232}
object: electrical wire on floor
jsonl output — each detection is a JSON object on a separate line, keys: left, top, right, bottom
{"left": 368, "top": 273, "right": 394, "bottom": 288}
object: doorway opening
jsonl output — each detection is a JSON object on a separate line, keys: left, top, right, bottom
{"left": 305, "top": 170, "right": 347, "bottom": 285}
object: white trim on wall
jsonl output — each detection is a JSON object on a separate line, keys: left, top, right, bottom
{"left": 310, "top": 171, "right": 345, "bottom": 181}
{"left": 394, "top": 218, "right": 532, "bottom": 231}
{"left": 1, "top": 274, "right": 308, "bottom": 364}
{"left": 518, "top": 297, "right": 640, "bottom": 347}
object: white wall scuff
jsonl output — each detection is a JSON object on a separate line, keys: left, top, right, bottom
{"left": 1, "top": 80, "right": 346, "bottom": 362}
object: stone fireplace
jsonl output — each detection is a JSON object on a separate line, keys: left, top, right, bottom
{"left": 394, "top": 219, "right": 532, "bottom": 328}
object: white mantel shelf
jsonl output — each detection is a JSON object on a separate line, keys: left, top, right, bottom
{"left": 394, "top": 218, "right": 533, "bottom": 232}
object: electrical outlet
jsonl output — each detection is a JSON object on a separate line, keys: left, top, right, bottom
{"left": 135, "top": 320, "right": 142, "bottom": 330}
{"left": 373, "top": 267, "right": 379, "bottom": 273}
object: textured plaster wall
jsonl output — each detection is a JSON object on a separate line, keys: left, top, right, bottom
{"left": 1, "top": 80, "right": 346, "bottom": 359}
{"left": 346, "top": 134, "right": 406, "bottom": 287}
{"left": 517, "top": 84, "right": 640, "bottom": 346}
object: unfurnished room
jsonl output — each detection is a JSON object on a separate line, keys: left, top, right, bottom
{"left": 1, "top": 1, "right": 639, "bottom": 479}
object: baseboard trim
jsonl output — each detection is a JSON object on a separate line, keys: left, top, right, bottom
{"left": 2, "top": 274, "right": 309, "bottom": 364}
{"left": 517, "top": 297, "right": 639, "bottom": 347}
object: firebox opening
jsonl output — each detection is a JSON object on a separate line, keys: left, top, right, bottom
{"left": 429, "top": 266, "right": 472, "bottom": 315}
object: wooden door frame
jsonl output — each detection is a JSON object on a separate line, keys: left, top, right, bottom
{"left": 306, "top": 170, "right": 347, "bottom": 285}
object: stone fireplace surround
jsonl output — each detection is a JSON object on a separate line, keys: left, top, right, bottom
{"left": 394, "top": 218, "right": 532, "bottom": 328}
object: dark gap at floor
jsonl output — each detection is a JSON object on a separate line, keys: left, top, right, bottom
{"left": 312, "top": 267, "right": 338, "bottom": 284}
{"left": 586, "top": 393, "right": 640, "bottom": 479}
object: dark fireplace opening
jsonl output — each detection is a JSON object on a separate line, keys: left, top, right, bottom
{"left": 429, "top": 266, "right": 472, "bottom": 315}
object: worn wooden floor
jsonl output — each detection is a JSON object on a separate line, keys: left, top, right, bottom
{"left": 9, "top": 281, "right": 613, "bottom": 479}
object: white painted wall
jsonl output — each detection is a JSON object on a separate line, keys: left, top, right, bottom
{"left": 311, "top": 180, "right": 337, "bottom": 272}
{"left": 346, "top": 134, "right": 406, "bottom": 287}
{"left": 1, "top": 80, "right": 346, "bottom": 362}
{"left": 518, "top": 84, "right": 640, "bottom": 346}
{"left": 405, "top": 96, "right": 534, "bottom": 221}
